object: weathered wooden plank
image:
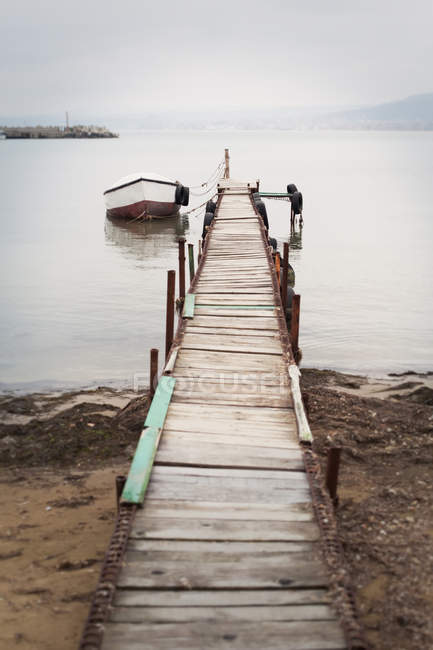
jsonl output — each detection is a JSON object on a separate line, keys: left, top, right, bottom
{"left": 188, "top": 316, "right": 279, "bottom": 329}
{"left": 117, "top": 559, "right": 327, "bottom": 589}
{"left": 110, "top": 604, "right": 336, "bottom": 624}
{"left": 193, "top": 307, "right": 278, "bottom": 317}
{"left": 183, "top": 331, "right": 281, "bottom": 349}
{"left": 172, "top": 390, "right": 291, "bottom": 409}
{"left": 175, "top": 348, "right": 287, "bottom": 371}
{"left": 129, "top": 518, "right": 319, "bottom": 541}
{"left": 121, "top": 376, "right": 176, "bottom": 504}
{"left": 103, "top": 621, "right": 346, "bottom": 649}
{"left": 136, "top": 500, "right": 313, "bottom": 522}
{"left": 155, "top": 437, "right": 303, "bottom": 470}
{"left": 164, "top": 402, "right": 294, "bottom": 424}
{"left": 184, "top": 325, "right": 280, "bottom": 337}
{"left": 182, "top": 293, "right": 195, "bottom": 319}
{"left": 114, "top": 588, "right": 331, "bottom": 608}
{"left": 158, "top": 431, "right": 299, "bottom": 449}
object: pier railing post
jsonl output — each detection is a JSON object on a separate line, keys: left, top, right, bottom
{"left": 165, "top": 270, "right": 175, "bottom": 360}
{"left": 188, "top": 244, "right": 195, "bottom": 285}
{"left": 198, "top": 240, "right": 202, "bottom": 264}
{"left": 224, "top": 148, "right": 230, "bottom": 178}
{"left": 178, "top": 238, "right": 185, "bottom": 299}
{"left": 275, "top": 251, "right": 281, "bottom": 287}
{"left": 326, "top": 447, "right": 342, "bottom": 506}
{"left": 291, "top": 293, "right": 301, "bottom": 362}
{"left": 281, "top": 242, "right": 289, "bottom": 312}
{"left": 150, "top": 348, "right": 158, "bottom": 397}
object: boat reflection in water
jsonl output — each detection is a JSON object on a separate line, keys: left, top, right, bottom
{"left": 104, "top": 213, "right": 189, "bottom": 262}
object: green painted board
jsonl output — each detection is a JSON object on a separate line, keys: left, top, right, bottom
{"left": 121, "top": 426, "right": 161, "bottom": 504}
{"left": 183, "top": 293, "right": 195, "bottom": 319}
{"left": 121, "top": 375, "right": 176, "bottom": 504}
{"left": 145, "top": 375, "right": 176, "bottom": 428}
{"left": 195, "top": 304, "right": 274, "bottom": 310}
{"left": 259, "top": 192, "right": 291, "bottom": 197}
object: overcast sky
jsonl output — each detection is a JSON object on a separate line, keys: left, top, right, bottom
{"left": 1, "top": 0, "right": 432, "bottom": 119}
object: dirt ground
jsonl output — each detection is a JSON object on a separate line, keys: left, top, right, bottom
{"left": 0, "top": 373, "right": 432, "bottom": 649}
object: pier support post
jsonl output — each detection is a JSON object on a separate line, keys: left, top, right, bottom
{"left": 281, "top": 242, "right": 289, "bottom": 312}
{"left": 178, "top": 238, "right": 186, "bottom": 299}
{"left": 115, "top": 475, "right": 126, "bottom": 510}
{"left": 198, "top": 240, "right": 202, "bottom": 264}
{"left": 326, "top": 447, "right": 342, "bottom": 506}
{"left": 224, "top": 148, "right": 230, "bottom": 178}
{"left": 291, "top": 293, "right": 301, "bottom": 363}
{"left": 165, "top": 270, "right": 175, "bottom": 360}
{"left": 188, "top": 244, "right": 195, "bottom": 285}
{"left": 275, "top": 251, "right": 281, "bottom": 287}
{"left": 150, "top": 348, "right": 158, "bottom": 397}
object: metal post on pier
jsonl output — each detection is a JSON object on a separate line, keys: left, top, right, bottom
{"left": 188, "top": 244, "right": 195, "bottom": 285}
{"left": 150, "top": 348, "right": 159, "bottom": 397}
{"left": 178, "top": 238, "right": 185, "bottom": 299}
{"left": 326, "top": 447, "right": 342, "bottom": 506}
{"left": 224, "top": 148, "right": 230, "bottom": 178}
{"left": 165, "top": 270, "right": 175, "bottom": 360}
{"left": 281, "top": 242, "right": 289, "bottom": 312}
{"left": 291, "top": 293, "right": 301, "bottom": 362}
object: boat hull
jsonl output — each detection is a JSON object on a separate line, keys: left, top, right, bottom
{"left": 104, "top": 175, "right": 180, "bottom": 220}
{"left": 106, "top": 199, "right": 179, "bottom": 219}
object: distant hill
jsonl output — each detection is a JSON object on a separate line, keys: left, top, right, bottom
{"left": 320, "top": 93, "right": 433, "bottom": 129}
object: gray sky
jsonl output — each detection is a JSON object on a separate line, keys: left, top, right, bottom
{"left": 1, "top": 0, "right": 432, "bottom": 119}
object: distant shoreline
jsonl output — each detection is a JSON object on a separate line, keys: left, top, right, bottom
{"left": 0, "top": 125, "right": 118, "bottom": 139}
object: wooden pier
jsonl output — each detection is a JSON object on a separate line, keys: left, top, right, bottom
{"left": 80, "top": 178, "right": 363, "bottom": 650}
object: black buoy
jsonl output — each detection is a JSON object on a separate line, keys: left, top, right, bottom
{"left": 255, "top": 200, "right": 269, "bottom": 230}
{"left": 287, "top": 183, "right": 298, "bottom": 194}
{"left": 202, "top": 211, "right": 214, "bottom": 240}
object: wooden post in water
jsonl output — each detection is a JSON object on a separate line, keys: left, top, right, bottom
{"left": 224, "top": 148, "right": 230, "bottom": 179}
{"left": 188, "top": 244, "right": 195, "bottom": 285}
{"left": 178, "top": 238, "right": 185, "bottom": 299}
{"left": 326, "top": 447, "right": 341, "bottom": 506}
{"left": 150, "top": 348, "right": 158, "bottom": 397}
{"left": 291, "top": 293, "right": 301, "bottom": 362}
{"left": 281, "top": 242, "right": 289, "bottom": 312}
{"left": 165, "top": 270, "right": 175, "bottom": 360}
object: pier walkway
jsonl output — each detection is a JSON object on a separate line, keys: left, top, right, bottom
{"left": 83, "top": 181, "right": 358, "bottom": 650}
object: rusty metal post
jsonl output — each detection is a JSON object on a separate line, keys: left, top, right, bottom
{"left": 224, "top": 148, "right": 230, "bottom": 178}
{"left": 150, "top": 348, "right": 158, "bottom": 397}
{"left": 326, "top": 447, "right": 342, "bottom": 506}
{"left": 178, "top": 238, "right": 185, "bottom": 299}
{"left": 115, "top": 475, "right": 126, "bottom": 511}
{"left": 275, "top": 251, "right": 281, "bottom": 287}
{"left": 165, "top": 270, "right": 175, "bottom": 360}
{"left": 188, "top": 244, "right": 195, "bottom": 285}
{"left": 281, "top": 242, "right": 289, "bottom": 312}
{"left": 291, "top": 293, "right": 300, "bottom": 362}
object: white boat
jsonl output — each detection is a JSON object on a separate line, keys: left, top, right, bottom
{"left": 103, "top": 172, "right": 189, "bottom": 219}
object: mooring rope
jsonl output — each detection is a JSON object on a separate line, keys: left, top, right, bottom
{"left": 188, "top": 159, "right": 225, "bottom": 190}
{"left": 181, "top": 193, "right": 218, "bottom": 217}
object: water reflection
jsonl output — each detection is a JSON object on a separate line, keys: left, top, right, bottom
{"left": 104, "top": 214, "right": 189, "bottom": 261}
{"left": 289, "top": 223, "right": 303, "bottom": 251}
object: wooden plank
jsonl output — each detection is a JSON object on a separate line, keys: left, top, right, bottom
{"left": 164, "top": 402, "right": 294, "bottom": 424}
{"left": 121, "top": 376, "right": 176, "bottom": 504}
{"left": 157, "top": 431, "right": 299, "bottom": 449}
{"left": 103, "top": 621, "right": 346, "bottom": 649}
{"left": 155, "top": 438, "right": 303, "bottom": 470}
{"left": 136, "top": 500, "right": 314, "bottom": 522}
{"left": 172, "top": 390, "right": 291, "bottom": 409}
{"left": 182, "top": 293, "right": 195, "bottom": 318}
{"left": 129, "top": 518, "right": 319, "bottom": 541}
{"left": 182, "top": 331, "right": 282, "bottom": 350}
{"left": 171, "top": 369, "right": 289, "bottom": 387}
{"left": 193, "top": 308, "right": 278, "bottom": 317}
{"left": 175, "top": 349, "right": 287, "bottom": 371}
{"left": 110, "top": 604, "right": 336, "bottom": 624}
{"left": 184, "top": 325, "right": 280, "bottom": 337}
{"left": 117, "top": 559, "right": 327, "bottom": 589}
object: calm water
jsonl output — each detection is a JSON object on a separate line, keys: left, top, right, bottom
{"left": 1, "top": 130, "right": 432, "bottom": 392}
